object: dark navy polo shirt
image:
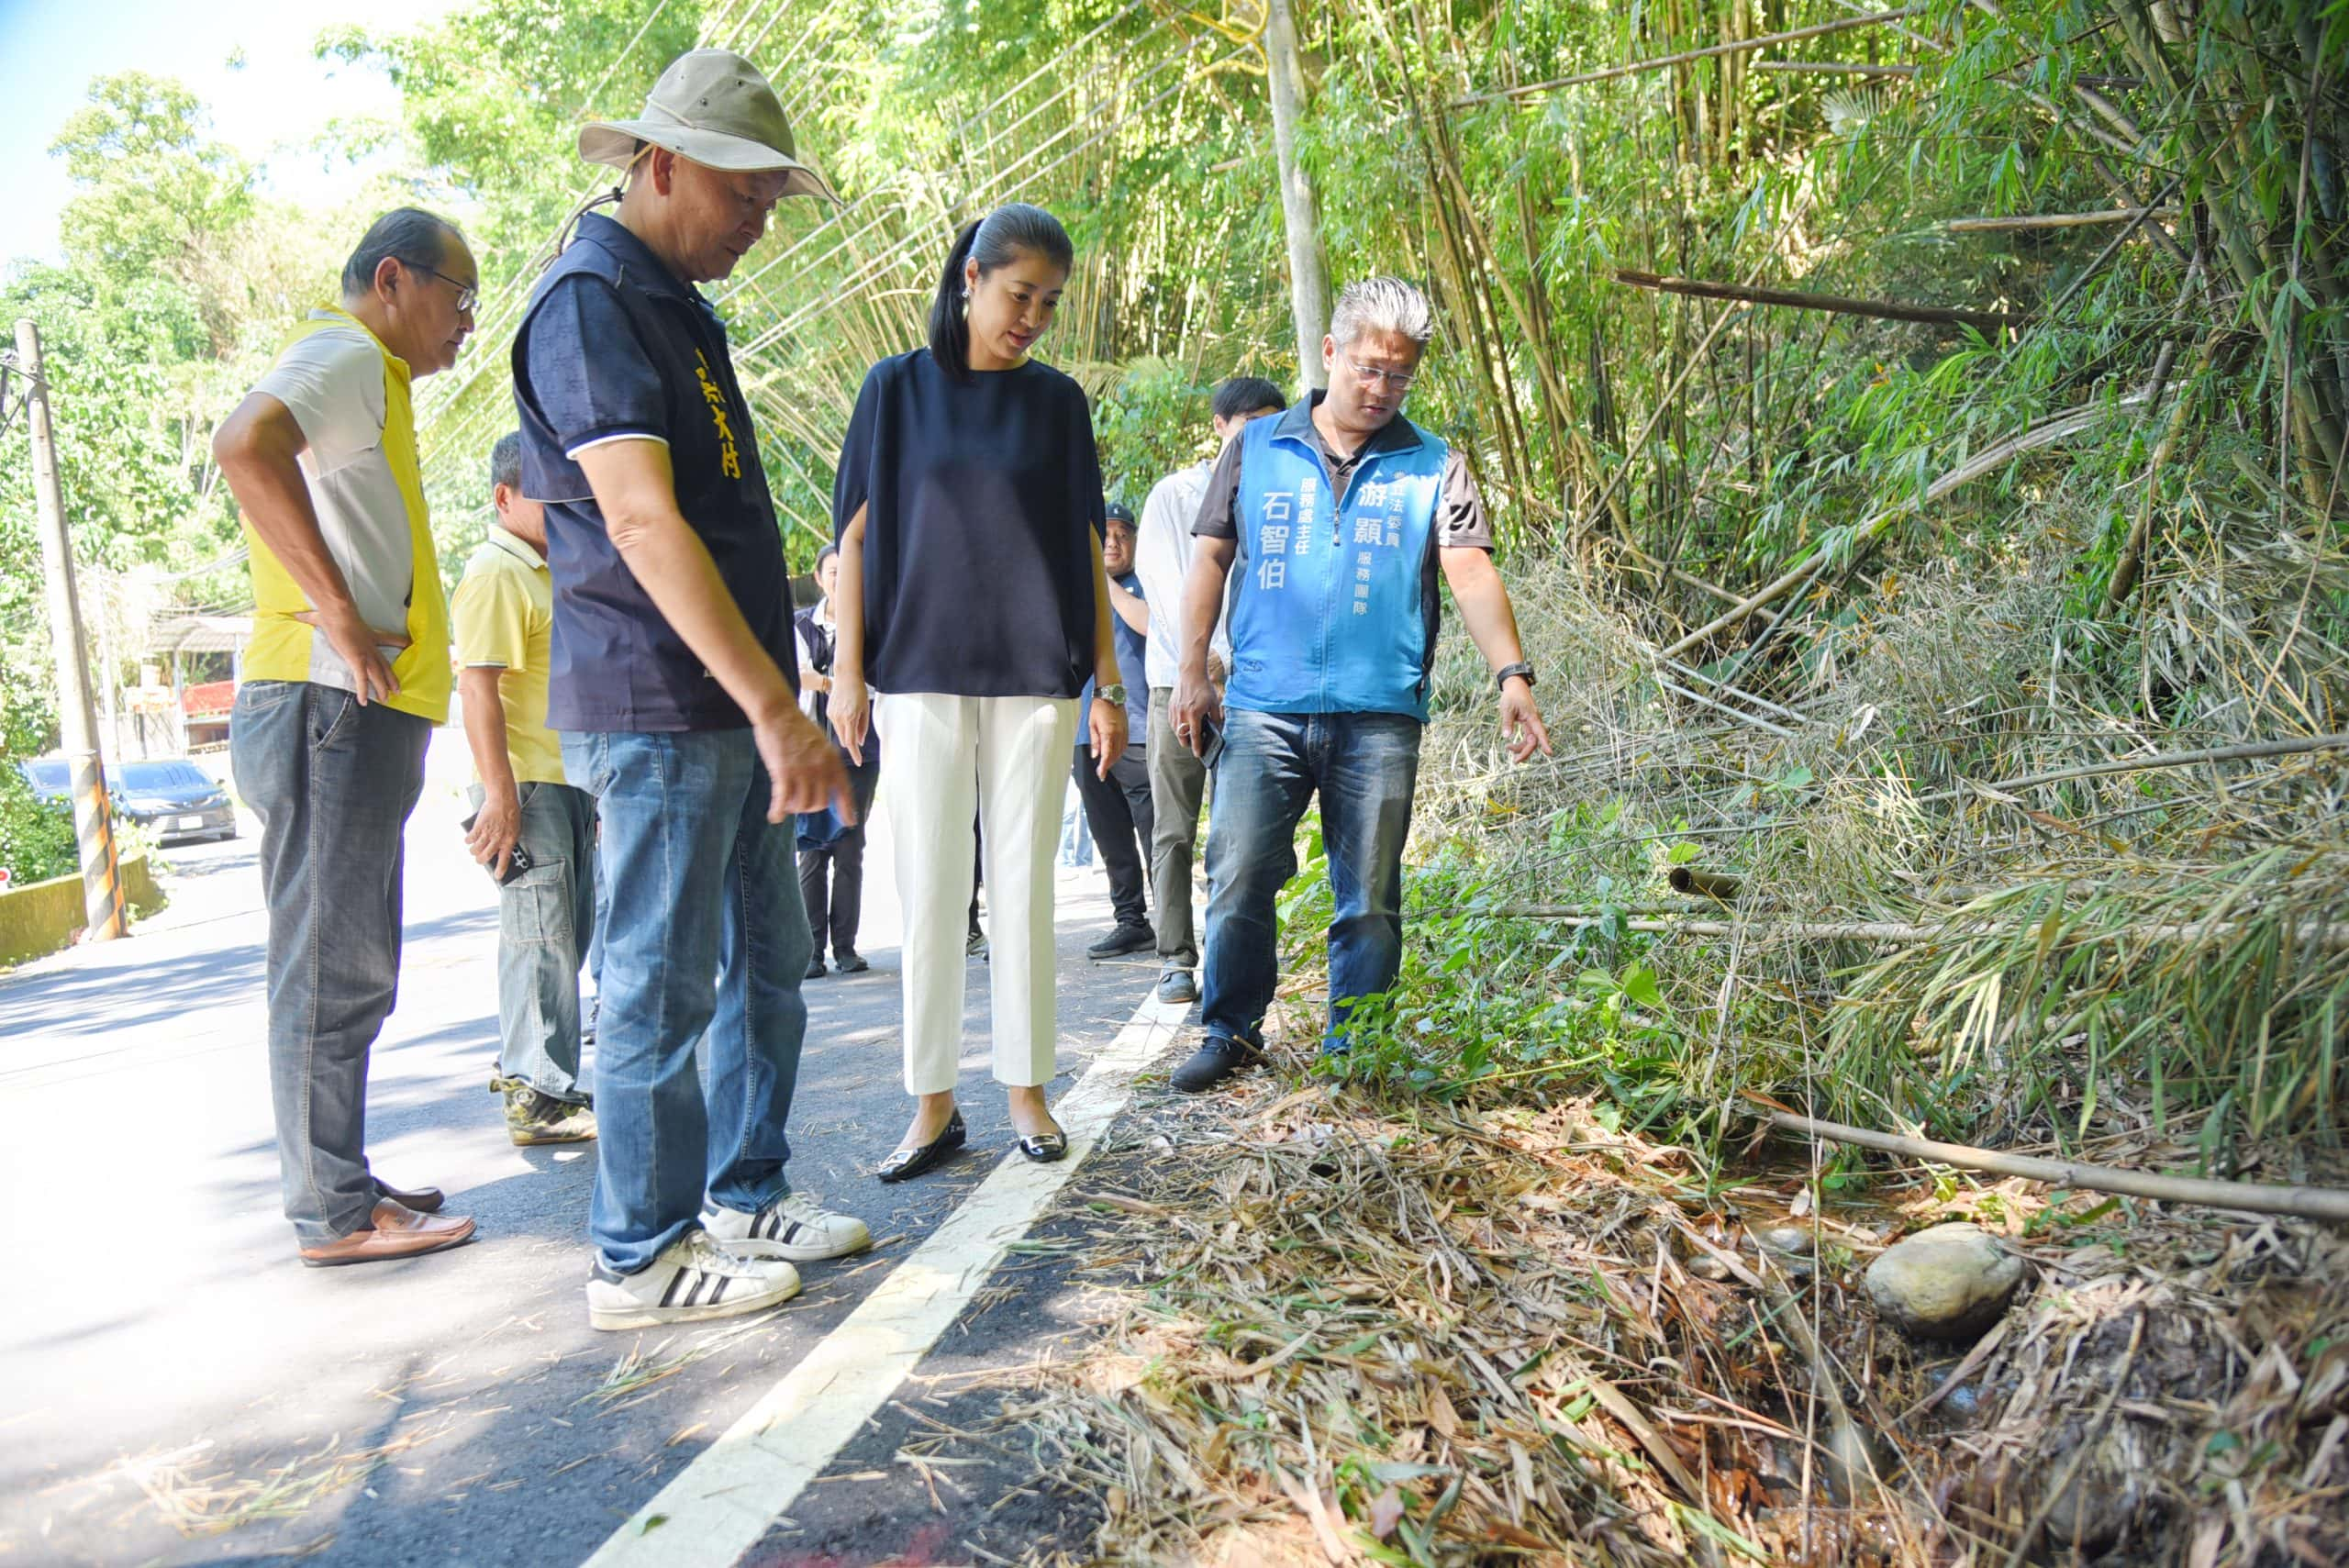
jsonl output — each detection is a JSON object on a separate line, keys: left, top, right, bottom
{"left": 512, "top": 211, "right": 796, "bottom": 732}
{"left": 1077, "top": 571, "right": 1149, "bottom": 747}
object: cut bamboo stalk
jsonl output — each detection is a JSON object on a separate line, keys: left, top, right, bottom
{"left": 1667, "top": 866, "right": 1746, "bottom": 899}
{"left": 1947, "top": 207, "right": 2176, "bottom": 233}
{"left": 1451, "top": 7, "right": 1926, "bottom": 107}
{"left": 1614, "top": 270, "right": 2027, "bottom": 335}
{"left": 1765, "top": 1111, "right": 2349, "bottom": 1224}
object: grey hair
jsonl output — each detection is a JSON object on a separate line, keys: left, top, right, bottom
{"left": 342, "top": 206, "right": 464, "bottom": 297}
{"left": 489, "top": 431, "right": 523, "bottom": 495}
{"left": 1329, "top": 276, "right": 1434, "bottom": 350}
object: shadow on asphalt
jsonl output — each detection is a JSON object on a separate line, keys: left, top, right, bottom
{"left": 1, "top": 882, "right": 1166, "bottom": 1568}
{"left": 0, "top": 940, "right": 267, "bottom": 1042}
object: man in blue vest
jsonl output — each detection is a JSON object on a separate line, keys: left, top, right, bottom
{"left": 1165, "top": 277, "right": 1551, "bottom": 1092}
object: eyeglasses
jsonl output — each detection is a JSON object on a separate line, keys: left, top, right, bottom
{"left": 1343, "top": 354, "right": 1417, "bottom": 393}
{"left": 414, "top": 263, "right": 479, "bottom": 314}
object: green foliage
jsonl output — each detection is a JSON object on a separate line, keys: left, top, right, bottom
{"left": 1091, "top": 360, "right": 1219, "bottom": 508}
{"left": 5, "top": 69, "right": 354, "bottom": 749}
{"left": 50, "top": 72, "right": 256, "bottom": 298}
{"left": 0, "top": 767, "right": 78, "bottom": 884}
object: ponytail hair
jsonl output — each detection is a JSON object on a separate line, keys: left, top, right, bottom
{"left": 925, "top": 202, "right": 1075, "bottom": 378}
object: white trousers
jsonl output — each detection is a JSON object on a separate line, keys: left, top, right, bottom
{"left": 875, "top": 692, "right": 1079, "bottom": 1095}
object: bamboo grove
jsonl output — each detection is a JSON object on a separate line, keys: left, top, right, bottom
{"left": 378, "top": 0, "right": 2349, "bottom": 1151}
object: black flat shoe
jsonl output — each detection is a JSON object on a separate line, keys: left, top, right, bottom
{"left": 1016, "top": 1128, "right": 1068, "bottom": 1163}
{"left": 877, "top": 1110, "right": 967, "bottom": 1184}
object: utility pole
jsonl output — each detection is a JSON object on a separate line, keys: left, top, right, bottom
{"left": 17, "top": 318, "right": 127, "bottom": 942}
{"left": 1264, "top": 0, "right": 1330, "bottom": 395}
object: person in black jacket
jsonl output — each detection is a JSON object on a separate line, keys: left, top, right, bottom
{"left": 793, "top": 544, "right": 881, "bottom": 975}
{"left": 827, "top": 202, "right": 1126, "bottom": 1182}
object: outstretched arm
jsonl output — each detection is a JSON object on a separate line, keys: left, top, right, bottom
{"left": 1441, "top": 545, "right": 1551, "bottom": 763}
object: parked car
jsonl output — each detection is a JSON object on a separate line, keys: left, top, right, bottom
{"left": 17, "top": 757, "right": 238, "bottom": 844}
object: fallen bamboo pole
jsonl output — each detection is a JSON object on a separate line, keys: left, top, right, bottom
{"left": 1752, "top": 61, "right": 2143, "bottom": 88}
{"left": 1658, "top": 677, "right": 1797, "bottom": 738}
{"left": 1753, "top": 59, "right": 1921, "bottom": 77}
{"left": 1947, "top": 207, "right": 2176, "bottom": 233}
{"left": 1657, "top": 392, "right": 2142, "bottom": 662}
{"left": 1452, "top": 7, "right": 1924, "bottom": 107}
{"left": 1920, "top": 730, "right": 2349, "bottom": 804}
{"left": 1660, "top": 657, "right": 1809, "bottom": 724}
{"left": 1614, "top": 270, "right": 2027, "bottom": 335}
{"left": 1765, "top": 1111, "right": 2349, "bottom": 1223}
{"left": 1503, "top": 909, "right": 2349, "bottom": 949}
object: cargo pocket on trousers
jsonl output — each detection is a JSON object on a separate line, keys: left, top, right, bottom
{"left": 500, "top": 860, "right": 569, "bottom": 950}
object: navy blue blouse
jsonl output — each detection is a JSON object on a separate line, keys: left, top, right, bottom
{"left": 833, "top": 350, "right": 1104, "bottom": 699}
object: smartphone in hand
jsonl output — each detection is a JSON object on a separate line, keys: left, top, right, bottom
{"left": 459, "top": 811, "right": 537, "bottom": 886}
{"left": 1198, "top": 714, "right": 1227, "bottom": 770}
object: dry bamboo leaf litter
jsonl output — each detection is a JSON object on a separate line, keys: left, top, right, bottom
{"left": 980, "top": 1067, "right": 2349, "bottom": 1567}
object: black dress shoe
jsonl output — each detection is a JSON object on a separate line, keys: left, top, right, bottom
{"left": 1016, "top": 1126, "right": 1069, "bottom": 1162}
{"left": 835, "top": 951, "right": 870, "bottom": 973}
{"left": 877, "top": 1110, "right": 967, "bottom": 1184}
{"left": 373, "top": 1177, "right": 444, "bottom": 1213}
{"left": 806, "top": 958, "right": 828, "bottom": 980}
{"left": 1170, "top": 1036, "right": 1262, "bottom": 1094}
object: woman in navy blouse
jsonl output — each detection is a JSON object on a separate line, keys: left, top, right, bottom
{"left": 828, "top": 203, "right": 1126, "bottom": 1181}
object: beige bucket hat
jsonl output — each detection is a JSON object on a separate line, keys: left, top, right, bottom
{"left": 579, "top": 50, "right": 839, "bottom": 204}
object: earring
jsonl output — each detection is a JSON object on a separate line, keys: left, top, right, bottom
{"left": 961, "top": 284, "right": 973, "bottom": 301}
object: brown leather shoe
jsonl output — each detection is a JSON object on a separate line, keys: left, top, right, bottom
{"left": 373, "top": 1178, "right": 444, "bottom": 1213}
{"left": 298, "top": 1200, "right": 476, "bottom": 1268}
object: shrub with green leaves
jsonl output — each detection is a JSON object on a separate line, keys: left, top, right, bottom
{"left": 0, "top": 764, "right": 78, "bottom": 885}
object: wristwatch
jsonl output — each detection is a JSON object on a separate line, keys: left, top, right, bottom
{"left": 1494, "top": 662, "right": 1536, "bottom": 693}
{"left": 1097, "top": 683, "right": 1129, "bottom": 708}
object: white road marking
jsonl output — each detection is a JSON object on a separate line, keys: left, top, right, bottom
{"left": 580, "top": 992, "right": 1189, "bottom": 1567}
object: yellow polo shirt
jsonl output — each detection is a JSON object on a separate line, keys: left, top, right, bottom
{"left": 240, "top": 307, "right": 451, "bottom": 723}
{"left": 451, "top": 527, "right": 567, "bottom": 787}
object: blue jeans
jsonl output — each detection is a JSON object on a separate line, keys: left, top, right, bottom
{"left": 561, "top": 729, "right": 814, "bottom": 1273}
{"left": 1199, "top": 709, "right": 1422, "bottom": 1054}
{"left": 468, "top": 780, "right": 596, "bottom": 1103}
{"left": 230, "top": 681, "right": 429, "bottom": 1243}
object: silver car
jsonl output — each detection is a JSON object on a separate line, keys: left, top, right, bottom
{"left": 17, "top": 757, "right": 238, "bottom": 844}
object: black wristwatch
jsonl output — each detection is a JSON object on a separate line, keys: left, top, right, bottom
{"left": 1494, "top": 662, "right": 1537, "bottom": 693}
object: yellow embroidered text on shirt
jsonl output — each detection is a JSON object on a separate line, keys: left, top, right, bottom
{"left": 694, "top": 350, "right": 742, "bottom": 480}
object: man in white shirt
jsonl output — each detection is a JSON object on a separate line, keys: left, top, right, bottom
{"left": 1131, "top": 376, "right": 1286, "bottom": 1005}
{"left": 215, "top": 207, "right": 480, "bottom": 1268}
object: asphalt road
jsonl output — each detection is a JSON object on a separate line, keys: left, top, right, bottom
{"left": 0, "top": 736, "right": 1166, "bottom": 1566}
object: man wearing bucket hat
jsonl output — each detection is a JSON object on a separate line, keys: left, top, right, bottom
{"left": 511, "top": 50, "right": 868, "bottom": 1330}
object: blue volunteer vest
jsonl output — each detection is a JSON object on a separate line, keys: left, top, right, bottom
{"left": 1224, "top": 407, "right": 1450, "bottom": 719}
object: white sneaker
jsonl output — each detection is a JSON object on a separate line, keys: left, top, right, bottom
{"left": 700, "top": 1190, "right": 873, "bottom": 1262}
{"left": 586, "top": 1227, "right": 801, "bottom": 1331}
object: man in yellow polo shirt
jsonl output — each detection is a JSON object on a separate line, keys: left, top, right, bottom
{"left": 215, "top": 207, "right": 479, "bottom": 1268}
{"left": 455, "top": 432, "right": 600, "bottom": 1148}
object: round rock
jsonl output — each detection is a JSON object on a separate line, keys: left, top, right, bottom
{"left": 1865, "top": 1222, "right": 2025, "bottom": 1341}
